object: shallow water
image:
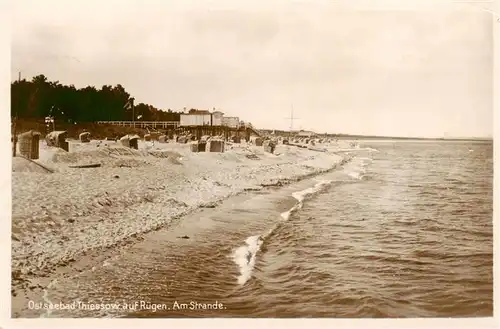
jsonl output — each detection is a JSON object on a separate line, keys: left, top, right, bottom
{"left": 42, "top": 141, "right": 493, "bottom": 318}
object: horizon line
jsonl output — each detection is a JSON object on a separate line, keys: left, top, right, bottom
{"left": 258, "top": 129, "right": 493, "bottom": 141}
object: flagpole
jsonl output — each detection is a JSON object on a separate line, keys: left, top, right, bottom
{"left": 125, "top": 98, "right": 135, "bottom": 128}
{"left": 131, "top": 98, "right": 135, "bottom": 128}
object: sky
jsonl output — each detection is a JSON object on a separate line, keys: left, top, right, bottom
{"left": 11, "top": 0, "right": 495, "bottom": 138}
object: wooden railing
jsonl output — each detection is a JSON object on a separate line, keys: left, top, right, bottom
{"left": 96, "top": 121, "right": 179, "bottom": 129}
{"left": 95, "top": 121, "right": 261, "bottom": 136}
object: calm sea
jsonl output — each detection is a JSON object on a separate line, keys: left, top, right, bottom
{"left": 42, "top": 140, "right": 493, "bottom": 318}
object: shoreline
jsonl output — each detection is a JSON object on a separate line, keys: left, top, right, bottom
{"left": 11, "top": 139, "right": 354, "bottom": 317}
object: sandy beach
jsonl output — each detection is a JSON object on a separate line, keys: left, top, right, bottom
{"left": 11, "top": 138, "right": 355, "bottom": 316}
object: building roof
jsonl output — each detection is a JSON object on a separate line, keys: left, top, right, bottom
{"left": 187, "top": 109, "right": 211, "bottom": 114}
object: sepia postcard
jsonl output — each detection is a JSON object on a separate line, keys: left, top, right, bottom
{"left": 3, "top": 0, "right": 499, "bottom": 328}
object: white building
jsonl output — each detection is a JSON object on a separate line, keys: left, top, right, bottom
{"left": 211, "top": 111, "right": 224, "bottom": 126}
{"left": 179, "top": 110, "right": 212, "bottom": 126}
{"left": 222, "top": 116, "right": 240, "bottom": 128}
{"left": 179, "top": 110, "right": 245, "bottom": 129}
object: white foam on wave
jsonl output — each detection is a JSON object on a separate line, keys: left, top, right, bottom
{"left": 280, "top": 209, "right": 293, "bottom": 221}
{"left": 232, "top": 235, "right": 263, "bottom": 285}
{"left": 280, "top": 202, "right": 303, "bottom": 221}
{"left": 333, "top": 147, "right": 379, "bottom": 153}
{"left": 344, "top": 155, "right": 373, "bottom": 180}
{"left": 348, "top": 171, "right": 365, "bottom": 180}
{"left": 291, "top": 180, "right": 332, "bottom": 203}
{"left": 232, "top": 180, "right": 333, "bottom": 285}
{"left": 358, "top": 157, "right": 373, "bottom": 164}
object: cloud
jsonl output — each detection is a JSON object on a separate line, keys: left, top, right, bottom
{"left": 10, "top": 1, "right": 494, "bottom": 137}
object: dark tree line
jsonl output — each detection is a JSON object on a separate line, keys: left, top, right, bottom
{"left": 11, "top": 74, "right": 182, "bottom": 123}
